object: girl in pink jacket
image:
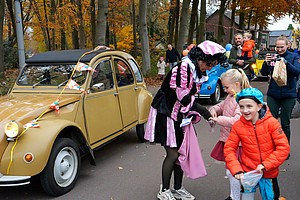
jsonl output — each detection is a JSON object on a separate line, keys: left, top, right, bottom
{"left": 209, "top": 68, "right": 251, "bottom": 200}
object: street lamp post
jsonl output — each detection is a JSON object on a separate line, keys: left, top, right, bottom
{"left": 14, "top": 0, "right": 25, "bottom": 70}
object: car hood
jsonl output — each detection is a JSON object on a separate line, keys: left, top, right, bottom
{"left": 0, "top": 94, "right": 80, "bottom": 124}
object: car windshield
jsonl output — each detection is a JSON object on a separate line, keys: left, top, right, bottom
{"left": 17, "top": 64, "right": 87, "bottom": 87}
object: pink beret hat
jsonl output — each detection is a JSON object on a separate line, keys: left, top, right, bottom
{"left": 197, "top": 40, "right": 226, "bottom": 55}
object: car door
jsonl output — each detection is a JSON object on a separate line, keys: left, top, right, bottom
{"left": 84, "top": 58, "right": 123, "bottom": 145}
{"left": 113, "top": 58, "right": 138, "bottom": 127}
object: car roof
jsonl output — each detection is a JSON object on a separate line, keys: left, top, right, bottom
{"left": 25, "top": 49, "right": 111, "bottom": 64}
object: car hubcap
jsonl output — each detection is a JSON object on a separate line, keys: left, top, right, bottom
{"left": 54, "top": 147, "right": 78, "bottom": 187}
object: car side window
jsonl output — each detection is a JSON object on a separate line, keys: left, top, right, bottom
{"left": 114, "top": 59, "right": 134, "bottom": 86}
{"left": 129, "top": 59, "right": 143, "bottom": 83}
{"left": 90, "top": 60, "right": 113, "bottom": 92}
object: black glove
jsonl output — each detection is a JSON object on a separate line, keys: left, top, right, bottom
{"left": 180, "top": 95, "right": 191, "bottom": 107}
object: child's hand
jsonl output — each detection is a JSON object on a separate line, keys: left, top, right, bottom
{"left": 209, "top": 109, "right": 217, "bottom": 118}
{"left": 256, "top": 164, "right": 265, "bottom": 173}
{"left": 234, "top": 172, "right": 244, "bottom": 180}
{"left": 210, "top": 117, "right": 218, "bottom": 123}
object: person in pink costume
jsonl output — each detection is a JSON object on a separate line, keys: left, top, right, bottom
{"left": 145, "top": 40, "right": 227, "bottom": 200}
{"left": 209, "top": 68, "right": 251, "bottom": 200}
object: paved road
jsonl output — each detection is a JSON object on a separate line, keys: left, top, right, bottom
{"left": 0, "top": 81, "right": 299, "bottom": 199}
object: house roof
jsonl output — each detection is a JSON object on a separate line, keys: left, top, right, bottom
{"left": 269, "top": 30, "right": 292, "bottom": 37}
{"left": 269, "top": 30, "right": 293, "bottom": 46}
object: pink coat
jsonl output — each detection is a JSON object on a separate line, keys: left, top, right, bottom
{"left": 209, "top": 95, "right": 241, "bottom": 142}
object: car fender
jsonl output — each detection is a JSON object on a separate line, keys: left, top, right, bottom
{"left": 137, "top": 87, "right": 152, "bottom": 124}
{"left": 0, "top": 119, "right": 86, "bottom": 176}
{"left": 200, "top": 76, "right": 219, "bottom": 95}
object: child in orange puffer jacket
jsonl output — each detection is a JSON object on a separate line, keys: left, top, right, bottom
{"left": 224, "top": 88, "right": 290, "bottom": 200}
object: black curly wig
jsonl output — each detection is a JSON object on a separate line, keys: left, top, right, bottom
{"left": 188, "top": 46, "right": 227, "bottom": 64}
{"left": 188, "top": 46, "right": 227, "bottom": 78}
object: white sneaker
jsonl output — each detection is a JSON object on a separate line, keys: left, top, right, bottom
{"left": 157, "top": 185, "right": 176, "bottom": 200}
{"left": 171, "top": 187, "right": 195, "bottom": 200}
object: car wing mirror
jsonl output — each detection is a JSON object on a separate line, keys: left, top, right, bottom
{"left": 91, "top": 83, "right": 104, "bottom": 91}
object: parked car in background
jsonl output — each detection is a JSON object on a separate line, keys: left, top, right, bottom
{"left": 0, "top": 47, "right": 152, "bottom": 196}
{"left": 252, "top": 50, "right": 276, "bottom": 79}
{"left": 197, "top": 63, "right": 231, "bottom": 104}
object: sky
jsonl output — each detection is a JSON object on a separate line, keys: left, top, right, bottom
{"left": 268, "top": 16, "right": 298, "bottom": 31}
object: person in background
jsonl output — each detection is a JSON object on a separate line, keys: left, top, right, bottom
{"left": 238, "top": 32, "right": 256, "bottom": 80}
{"left": 260, "top": 36, "right": 300, "bottom": 156}
{"left": 166, "top": 44, "right": 181, "bottom": 69}
{"left": 157, "top": 56, "right": 166, "bottom": 80}
{"left": 224, "top": 87, "right": 290, "bottom": 200}
{"left": 145, "top": 41, "right": 227, "bottom": 200}
{"left": 229, "top": 33, "right": 256, "bottom": 81}
{"left": 209, "top": 68, "right": 251, "bottom": 200}
{"left": 287, "top": 41, "right": 294, "bottom": 52}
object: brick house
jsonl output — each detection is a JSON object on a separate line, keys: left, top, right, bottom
{"left": 205, "top": 10, "right": 240, "bottom": 45}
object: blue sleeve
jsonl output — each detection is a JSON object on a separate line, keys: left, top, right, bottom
{"left": 287, "top": 54, "right": 300, "bottom": 77}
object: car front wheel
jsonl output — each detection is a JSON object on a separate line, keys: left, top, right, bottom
{"left": 40, "top": 138, "right": 81, "bottom": 196}
{"left": 211, "top": 82, "right": 221, "bottom": 104}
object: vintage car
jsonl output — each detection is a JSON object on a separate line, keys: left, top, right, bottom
{"left": 0, "top": 47, "right": 152, "bottom": 196}
{"left": 197, "top": 63, "right": 230, "bottom": 104}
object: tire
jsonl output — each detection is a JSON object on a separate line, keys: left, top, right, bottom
{"left": 211, "top": 82, "right": 221, "bottom": 104}
{"left": 136, "top": 123, "right": 146, "bottom": 143}
{"left": 40, "top": 138, "right": 81, "bottom": 196}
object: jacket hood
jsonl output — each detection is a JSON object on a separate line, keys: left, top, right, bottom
{"left": 0, "top": 94, "right": 80, "bottom": 125}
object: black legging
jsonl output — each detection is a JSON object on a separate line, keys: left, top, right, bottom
{"left": 162, "top": 146, "right": 183, "bottom": 190}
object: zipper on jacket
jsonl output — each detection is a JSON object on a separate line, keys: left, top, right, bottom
{"left": 253, "top": 124, "right": 263, "bottom": 163}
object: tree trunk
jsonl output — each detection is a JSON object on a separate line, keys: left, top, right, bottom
{"left": 188, "top": 0, "right": 199, "bottom": 45}
{"left": 197, "top": 0, "right": 206, "bottom": 44}
{"left": 58, "top": 0, "right": 66, "bottom": 50}
{"left": 0, "top": 0, "right": 5, "bottom": 79}
{"left": 139, "top": 0, "right": 151, "bottom": 75}
{"left": 43, "top": 0, "right": 51, "bottom": 50}
{"left": 177, "top": 0, "right": 191, "bottom": 54}
{"left": 31, "top": 0, "right": 49, "bottom": 50}
{"left": 5, "top": 0, "right": 16, "bottom": 46}
{"left": 217, "top": 0, "right": 226, "bottom": 45}
{"left": 247, "top": 8, "right": 253, "bottom": 30}
{"left": 50, "top": 0, "right": 56, "bottom": 50}
{"left": 229, "top": 1, "right": 236, "bottom": 44}
{"left": 239, "top": 7, "right": 245, "bottom": 31}
{"left": 132, "top": 1, "right": 138, "bottom": 58}
{"left": 174, "top": 0, "right": 180, "bottom": 47}
{"left": 167, "top": 0, "right": 176, "bottom": 45}
{"left": 95, "top": 0, "right": 108, "bottom": 46}
{"left": 76, "top": 0, "right": 86, "bottom": 48}
{"left": 90, "top": 0, "right": 96, "bottom": 48}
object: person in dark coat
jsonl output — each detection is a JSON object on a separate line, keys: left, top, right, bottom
{"left": 166, "top": 44, "right": 181, "bottom": 69}
{"left": 260, "top": 36, "right": 300, "bottom": 154}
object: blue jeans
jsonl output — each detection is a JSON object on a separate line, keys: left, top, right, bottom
{"left": 267, "top": 96, "right": 296, "bottom": 143}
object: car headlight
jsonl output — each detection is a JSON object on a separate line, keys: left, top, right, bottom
{"left": 4, "top": 121, "right": 23, "bottom": 138}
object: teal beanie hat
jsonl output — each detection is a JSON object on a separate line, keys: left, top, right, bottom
{"left": 236, "top": 88, "right": 264, "bottom": 104}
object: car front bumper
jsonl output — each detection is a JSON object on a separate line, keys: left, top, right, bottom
{"left": 0, "top": 173, "right": 31, "bottom": 186}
